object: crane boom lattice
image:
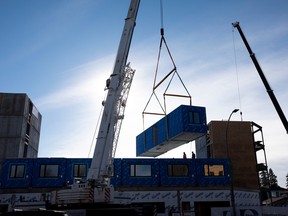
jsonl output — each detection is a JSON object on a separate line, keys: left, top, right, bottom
{"left": 111, "top": 64, "right": 135, "bottom": 162}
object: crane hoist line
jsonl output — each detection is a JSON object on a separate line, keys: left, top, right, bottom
{"left": 142, "top": 0, "right": 191, "bottom": 127}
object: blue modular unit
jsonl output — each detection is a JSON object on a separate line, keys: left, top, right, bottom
{"left": 136, "top": 105, "right": 207, "bottom": 157}
{"left": 1, "top": 158, "right": 230, "bottom": 190}
{"left": 31, "top": 158, "right": 67, "bottom": 188}
{"left": 0, "top": 159, "right": 34, "bottom": 188}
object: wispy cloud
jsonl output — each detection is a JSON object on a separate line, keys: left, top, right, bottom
{"left": 36, "top": 55, "right": 115, "bottom": 157}
{"left": 35, "top": 55, "right": 114, "bottom": 111}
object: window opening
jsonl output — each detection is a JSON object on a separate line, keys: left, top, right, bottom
{"left": 9, "top": 164, "right": 25, "bottom": 178}
{"left": 189, "top": 111, "right": 201, "bottom": 124}
{"left": 73, "top": 164, "right": 87, "bottom": 177}
{"left": 40, "top": 164, "right": 59, "bottom": 178}
{"left": 23, "top": 143, "right": 28, "bottom": 158}
{"left": 153, "top": 125, "right": 158, "bottom": 145}
{"left": 28, "top": 101, "right": 33, "bottom": 122}
{"left": 204, "top": 164, "right": 224, "bottom": 176}
{"left": 130, "top": 164, "right": 151, "bottom": 177}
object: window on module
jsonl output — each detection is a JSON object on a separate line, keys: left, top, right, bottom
{"left": 9, "top": 164, "right": 25, "bottom": 178}
{"left": 188, "top": 111, "right": 201, "bottom": 124}
{"left": 130, "top": 164, "right": 152, "bottom": 177}
{"left": 204, "top": 164, "right": 224, "bottom": 176}
{"left": 73, "top": 164, "right": 87, "bottom": 177}
{"left": 40, "top": 164, "right": 59, "bottom": 178}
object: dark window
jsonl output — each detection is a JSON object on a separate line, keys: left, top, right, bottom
{"left": 130, "top": 164, "right": 151, "bottom": 177}
{"left": 73, "top": 164, "right": 87, "bottom": 177}
{"left": 28, "top": 101, "right": 33, "bottom": 123}
{"left": 168, "top": 164, "right": 189, "bottom": 177}
{"left": 23, "top": 143, "right": 28, "bottom": 158}
{"left": 207, "top": 144, "right": 212, "bottom": 158}
{"left": 204, "top": 164, "right": 224, "bottom": 176}
{"left": 40, "top": 164, "right": 59, "bottom": 178}
{"left": 9, "top": 164, "right": 25, "bottom": 178}
{"left": 189, "top": 111, "right": 201, "bottom": 124}
{"left": 25, "top": 124, "right": 31, "bottom": 137}
{"left": 152, "top": 125, "right": 158, "bottom": 145}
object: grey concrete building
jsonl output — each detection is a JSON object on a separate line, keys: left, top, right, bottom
{"left": 0, "top": 93, "right": 42, "bottom": 162}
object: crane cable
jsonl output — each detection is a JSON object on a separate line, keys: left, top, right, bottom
{"left": 232, "top": 26, "right": 243, "bottom": 121}
{"left": 88, "top": 92, "right": 106, "bottom": 157}
{"left": 153, "top": 0, "right": 177, "bottom": 90}
{"left": 160, "top": 0, "right": 164, "bottom": 30}
{"left": 142, "top": 0, "right": 192, "bottom": 130}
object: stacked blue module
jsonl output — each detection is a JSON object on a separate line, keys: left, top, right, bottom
{"left": 136, "top": 105, "right": 207, "bottom": 157}
{"left": 0, "top": 158, "right": 230, "bottom": 189}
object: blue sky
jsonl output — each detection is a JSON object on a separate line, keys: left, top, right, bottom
{"left": 1, "top": 0, "right": 288, "bottom": 186}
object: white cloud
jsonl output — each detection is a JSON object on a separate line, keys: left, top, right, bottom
{"left": 35, "top": 55, "right": 115, "bottom": 110}
{"left": 36, "top": 55, "right": 115, "bottom": 157}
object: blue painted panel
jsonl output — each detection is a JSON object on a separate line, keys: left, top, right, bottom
{"left": 195, "top": 159, "right": 230, "bottom": 186}
{"left": 157, "top": 117, "right": 168, "bottom": 145}
{"left": 110, "top": 158, "right": 122, "bottom": 186}
{"left": 181, "top": 105, "right": 207, "bottom": 134}
{"left": 167, "top": 105, "right": 183, "bottom": 139}
{"left": 157, "top": 117, "right": 167, "bottom": 145}
{"left": 145, "top": 127, "right": 154, "bottom": 150}
{"left": 31, "top": 158, "right": 67, "bottom": 188}
{"left": 167, "top": 105, "right": 207, "bottom": 138}
{"left": 159, "top": 159, "right": 197, "bottom": 186}
{"left": 119, "top": 158, "right": 159, "bottom": 187}
{"left": 0, "top": 159, "right": 33, "bottom": 188}
{"left": 136, "top": 133, "right": 145, "bottom": 156}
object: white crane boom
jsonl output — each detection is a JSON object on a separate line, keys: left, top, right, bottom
{"left": 87, "top": 0, "right": 140, "bottom": 184}
{"left": 51, "top": 0, "right": 140, "bottom": 206}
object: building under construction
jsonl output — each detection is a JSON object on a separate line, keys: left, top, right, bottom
{"left": 0, "top": 93, "right": 283, "bottom": 216}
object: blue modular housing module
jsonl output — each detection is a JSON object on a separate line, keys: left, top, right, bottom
{"left": 0, "top": 158, "right": 230, "bottom": 189}
{"left": 136, "top": 105, "right": 207, "bottom": 157}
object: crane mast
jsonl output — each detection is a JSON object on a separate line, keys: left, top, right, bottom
{"left": 51, "top": 0, "right": 140, "bottom": 206}
{"left": 232, "top": 22, "right": 288, "bottom": 134}
{"left": 87, "top": 0, "right": 140, "bottom": 184}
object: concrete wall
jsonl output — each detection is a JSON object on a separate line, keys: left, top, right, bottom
{"left": 0, "top": 93, "right": 42, "bottom": 163}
